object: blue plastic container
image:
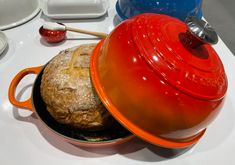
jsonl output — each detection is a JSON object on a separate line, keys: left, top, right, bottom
{"left": 116, "top": 0, "right": 203, "bottom": 21}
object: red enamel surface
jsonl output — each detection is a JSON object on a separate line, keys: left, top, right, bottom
{"left": 90, "top": 14, "right": 228, "bottom": 148}
{"left": 39, "top": 26, "right": 66, "bottom": 43}
{"left": 131, "top": 14, "right": 227, "bottom": 100}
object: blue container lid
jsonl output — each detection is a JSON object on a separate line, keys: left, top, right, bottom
{"left": 116, "top": 0, "right": 203, "bottom": 21}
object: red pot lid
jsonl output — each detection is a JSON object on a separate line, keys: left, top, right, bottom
{"left": 131, "top": 14, "right": 227, "bottom": 100}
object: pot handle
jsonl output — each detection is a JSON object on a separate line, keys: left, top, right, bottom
{"left": 8, "top": 66, "right": 43, "bottom": 111}
{"left": 185, "top": 16, "right": 218, "bottom": 48}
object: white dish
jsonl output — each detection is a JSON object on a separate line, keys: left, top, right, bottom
{"left": 0, "top": 31, "right": 8, "bottom": 55}
{"left": 41, "top": 0, "right": 109, "bottom": 19}
{"left": 0, "top": 0, "right": 40, "bottom": 30}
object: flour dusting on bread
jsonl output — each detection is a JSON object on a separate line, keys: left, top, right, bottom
{"left": 40, "top": 43, "right": 113, "bottom": 130}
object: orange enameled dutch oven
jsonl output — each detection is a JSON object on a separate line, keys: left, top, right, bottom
{"left": 90, "top": 14, "right": 228, "bottom": 148}
{"left": 8, "top": 66, "right": 134, "bottom": 147}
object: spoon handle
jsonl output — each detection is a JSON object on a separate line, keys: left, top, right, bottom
{"left": 65, "top": 26, "right": 107, "bottom": 38}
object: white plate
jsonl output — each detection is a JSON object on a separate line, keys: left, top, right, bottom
{"left": 0, "top": 0, "right": 40, "bottom": 30}
{"left": 0, "top": 31, "right": 7, "bottom": 55}
{"left": 41, "top": 0, "right": 109, "bottom": 19}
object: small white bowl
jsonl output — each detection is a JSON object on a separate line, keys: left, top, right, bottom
{"left": 0, "top": 31, "right": 8, "bottom": 55}
{"left": 42, "top": 0, "right": 109, "bottom": 19}
{"left": 0, "top": 0, "right": 40, "bottom": 30}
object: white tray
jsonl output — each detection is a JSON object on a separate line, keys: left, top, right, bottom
{"left": 41, "top": 0, "right": 109, "bottom": 19}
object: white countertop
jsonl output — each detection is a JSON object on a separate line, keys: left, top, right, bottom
{"left": 1, "top": 1, "right": 235, "bottom": 165}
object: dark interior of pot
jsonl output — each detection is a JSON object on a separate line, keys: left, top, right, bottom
{"left": 32, "top": 68, "right": 132, "bottom": 143}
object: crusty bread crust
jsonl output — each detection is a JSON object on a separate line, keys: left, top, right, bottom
{"left": 40, "top": 43, "right": 113, "bottom": 131}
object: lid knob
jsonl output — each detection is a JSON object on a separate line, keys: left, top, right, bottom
{"left": 185, "top": 16, "right": 218, "bottom": 48}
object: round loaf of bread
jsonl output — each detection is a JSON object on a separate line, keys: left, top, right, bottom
{"left": 40, "top": 43, "right": 113, "bottom": 131}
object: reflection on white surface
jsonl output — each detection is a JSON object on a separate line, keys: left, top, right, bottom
{"left": 0, "top": 38, "right": 16, "bottom": 67}
{"left": 1, "top": 100, "right": 12, "bottom": 112}
{"left": 18, "top": 41, "right": 24, "bottom": 47}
